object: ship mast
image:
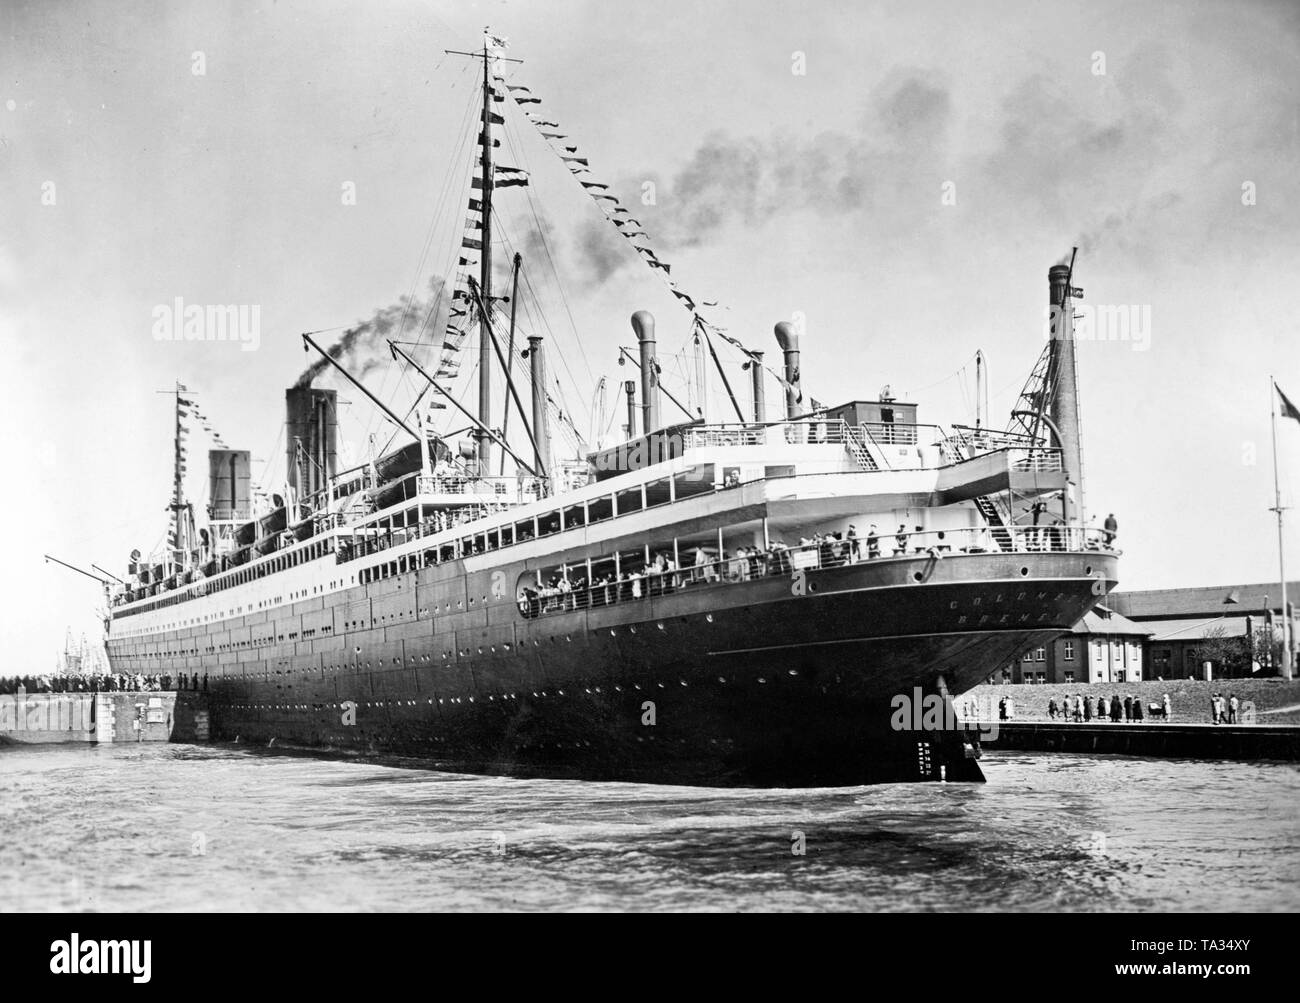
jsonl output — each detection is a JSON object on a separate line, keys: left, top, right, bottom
{"left": 476, "top": 36, "right": 495, "bottom": 478}
{"left": 157, "top": 381, "right": 191, "bottom": 570}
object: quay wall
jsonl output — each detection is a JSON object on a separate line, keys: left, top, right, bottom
{"left": 0, "top": 692, "right": 210, "bottom": 745}
{"left": 984, "top": 721, "right": 1300, "bottom": 760}
{"left": 966, "top": 678, "right": 1300, "bottom": 725}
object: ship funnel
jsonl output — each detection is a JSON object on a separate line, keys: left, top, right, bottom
{"left": 207, "top": 450, "right": 251, "bottom": 522}
{"left": 632, "top": 310, "right": 661, "bottom": 435}
{"left": 1047, "top": 262, "right": 1083, "bottom": 522}
{"left": 285, "top": 387, "right": 338, "bottom": 509}
{"left": 748, "top": 350, "right": 765, "bottom": 423}
{"left": 527, "top": 334, "right": 552, "bottom": 479}
{"left": 774, "top": 321, "right": 803, "bottom": 420}
{"left": 624, "top": 380, "right": 638, "bottom": 439}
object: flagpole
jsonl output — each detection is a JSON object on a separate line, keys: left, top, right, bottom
{"left": 1271, "top": 375, "right": 1292, "bottom": 679}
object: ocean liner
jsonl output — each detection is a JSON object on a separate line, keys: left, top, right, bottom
{"left": 103, "top": 33, "right": 1117, "bottom": 785}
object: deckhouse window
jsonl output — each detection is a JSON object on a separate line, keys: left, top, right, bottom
{"left": 615, "top": 486, "right": 643, "bottom": 515}
{"left": 644, "top": 477, "right": 672, "bottom": 508}
{"left": 587, "top": 495, "right": 613, "bottom": 524}
{"left": 673, "top": 465, "right": 715, "bottom": 499}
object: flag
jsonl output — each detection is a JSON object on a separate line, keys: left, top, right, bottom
{"left": 494, "top": 167, "right": 529, "bottom": 189}
{"left": 1278, "top": 382, "right": 1300, "bottom": 424}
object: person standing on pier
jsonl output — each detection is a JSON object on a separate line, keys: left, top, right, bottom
{"left": 1133, "top": 699, "right": 1144, "bottom": 722}
{"left": 1229, "top": 693, "right": 1239, "bottom": 724}
{"left": 1060, "top": 693, "right": 1071, "bottom": 721}
{"left": 1110, "top": 693, "right": 1122, "bottom": 722}
{"left": 1162, "top": 693, "right": 1172, "bottom": 722}
{"left": 1083, "top": 695, "right": 1092, "bottom": 722}
{"left": 1123, "top": 695, "right": 1133, "bottom": 721}
{"left": 1048, "top": 697, "right": 1059, "bottom": 720}
{"left": 1098, "top": 694, "right": 1108, "bottom": 721}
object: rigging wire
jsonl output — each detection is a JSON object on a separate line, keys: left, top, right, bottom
{"left": 362, "top": 60, "right": 476, "bottom": 435}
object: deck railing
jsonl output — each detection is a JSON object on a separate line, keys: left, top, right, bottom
{"left": 517, "top": 525, "right": 1118, "bottom": 618}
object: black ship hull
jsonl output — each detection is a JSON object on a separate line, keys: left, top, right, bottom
{"left": 111, "top": 548, "right": 1117, "bottom": 786}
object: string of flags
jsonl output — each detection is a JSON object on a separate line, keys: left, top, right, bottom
{"left": 434, "top": 49, "right": 531, "bottom": 380}
{"left": 170, "top": 384, "right": 230, "bottom": 550}
{"left": 433, "top": 33, "right": 802, "bottom": 410}
{"left": 500, "top": 73, "right": 803, "bottom": 407}
{"left": 176, "top": 384, "right": 230, "bottom": 452}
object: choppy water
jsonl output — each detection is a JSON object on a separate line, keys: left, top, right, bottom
{"left": 1, "top": 743, "right": 1296, "bottom": 912}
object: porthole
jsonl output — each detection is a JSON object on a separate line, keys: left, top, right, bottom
{"left": 1020, "top": 567, "right": 1030, "bottom": 577}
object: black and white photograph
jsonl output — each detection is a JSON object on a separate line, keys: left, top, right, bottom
{"left": 0, "top": 0, "right": 1296, "bottom": 960}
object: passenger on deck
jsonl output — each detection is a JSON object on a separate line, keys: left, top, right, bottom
{"left": 866, "top": 525, "right": 880, "bottom": 559}
{"left": 693, "top": 546, "right": 710, "bottom": 583}
{"left": 894, "top": 525, "right": 909, "bottom": 556}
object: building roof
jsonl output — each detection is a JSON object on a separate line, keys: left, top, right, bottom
{"left": 1145, "top": 616, "right": 1250, "bottom": 642}
{"left": 1108, "top": 581, "right": 1300, "bottom": 621}
{"left": 1070, "top": 605, "right": 1153, "bottom": 637}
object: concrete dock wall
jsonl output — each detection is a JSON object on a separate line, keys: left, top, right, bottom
{"left": 985, "top": 721, "right": 1300, "bottom": 760}
{"left": 0, "top": 692, "right": 210, "bottom": 745}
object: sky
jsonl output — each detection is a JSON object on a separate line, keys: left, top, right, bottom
{"left": 1, "top": 0, "right": 1298, "bottom": 671}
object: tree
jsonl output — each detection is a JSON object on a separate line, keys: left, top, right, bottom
{"left": 1192, "top": 625, "right": 1250, "bottom": 678}
{"left": 1250, "top": 624, "right": 1284, "bottom": 675}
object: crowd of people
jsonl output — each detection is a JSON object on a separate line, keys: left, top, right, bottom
{"left": 0, "top": 672, "right": 208, "bottom": 695}
{"left": 518, "top": 527, "right": 1004, "bottom": 617}
{"left": 520, "top": 544, "right": 801, "bottom": 616}
{"left": 1047, "top": 692, "right": 1169, "bottom": 722}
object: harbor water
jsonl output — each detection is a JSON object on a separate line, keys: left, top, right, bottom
{"left": 1, "top": 743, "right": 1296, "bottom": 912}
